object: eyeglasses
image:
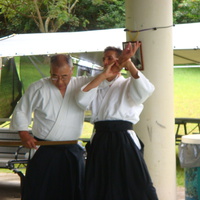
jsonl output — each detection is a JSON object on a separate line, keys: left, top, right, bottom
{"left": 51, "top": 75, "right": 69, "bottom": 81}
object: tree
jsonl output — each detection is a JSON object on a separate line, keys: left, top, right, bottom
{"left": 0, "top": 0, "right": 125, "bottom": 36}
{"left": 73, "top": 0, "right": 125, "bottom": 30}
{"left": 0, "top": 0, "right": 80, "bottom": 33}
{"left": 1, "top": 0, "right": 199, "bottom": 37}
{"left": 173, "top": 0, "right": 200, "bottom": 24}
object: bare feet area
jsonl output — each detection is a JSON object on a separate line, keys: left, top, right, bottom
{"left": 0, "top": 173, "right": 185, "bottom": 200}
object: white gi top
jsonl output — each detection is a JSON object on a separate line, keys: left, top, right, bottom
{"left": 10, "top": 76, "right": 92, "bottom": 141}
{"left": 76, "top": 71, "right": 155, "bottom": 125}
{"left": 76, "top": 71, "right": 155, "bottom": 149}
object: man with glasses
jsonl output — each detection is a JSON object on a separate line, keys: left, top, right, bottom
{"left": 10, "top": 44, "right": 135, "bottom": 200}
{"left": 10, "top": 54, "right": 91, "bottom": 200}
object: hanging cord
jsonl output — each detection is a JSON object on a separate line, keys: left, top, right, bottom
{"left": 124, "top": 24, "right": 174, "bottom": 33}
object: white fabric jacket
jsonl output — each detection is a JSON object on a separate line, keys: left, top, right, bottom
{"left": 76, "top": 71, "right": 155, "bottom": 125}
{"left": 10, "top": 76, "right": 92, "bottom": 141}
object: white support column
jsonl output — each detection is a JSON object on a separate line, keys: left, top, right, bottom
{"left": 125, "top": 0, "right": 176, "bottom": 199}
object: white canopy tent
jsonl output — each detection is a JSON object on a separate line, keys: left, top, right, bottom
{"left": 0, "top": 28, "right": 126, "bottom": 67}
{"left": 0, "top": 22, "right": 199, "bottom": 66}
{"left": 173, "top": 22, "right": 200, "bottom": 66}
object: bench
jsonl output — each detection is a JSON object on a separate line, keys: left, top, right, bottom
{"left": 0, "top": 128, "right": 90, "bottom": 193}
{"left": 0, "top": 129, "right": 30, "bottom": 170}
{"left": 0, "top": 128, "right": 30, "bottom": 195}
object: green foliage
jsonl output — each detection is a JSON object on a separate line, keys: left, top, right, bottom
{"left": 173, "top": 0, "right": 200, "bottom": 24}
{"left": 0, "top": 0, "right": 199, "bottom": 37}
{"left": 0, "top": 0, "right": 80, "bottom": 34}
{"left": 95, "top": 1, "right": 125, "bottom": 29}
{"left": 0, "top": 0, "right": 125, "bottom": 36}
{"left": 60, "top": 0, "right": 125, "bottom": 32}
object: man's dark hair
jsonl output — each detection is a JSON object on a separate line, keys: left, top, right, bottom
{"left": 104, "top": 46, "right": 122, "bottom": 57}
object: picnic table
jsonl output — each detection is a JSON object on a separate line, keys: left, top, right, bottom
{"left": 175, "top": 118, "right": 200, "bottom": 145}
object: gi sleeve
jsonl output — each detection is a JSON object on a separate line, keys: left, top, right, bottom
{"left": 75, "top": 83, "right": 98, "bottom": 110}
{"left": 10, "top": 82, "right": 43, "bottom": 131}
{"left": 129, "top": 71, "right": 155, "bottom": 104}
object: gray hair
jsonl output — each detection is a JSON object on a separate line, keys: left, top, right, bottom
{"left": 50, "top": 54, "right": 73, "bottom": 68}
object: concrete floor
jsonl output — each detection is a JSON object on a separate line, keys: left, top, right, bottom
{"left": 0, "top": 173, "right": 185, "bottom": 200}
{"left": 0, "top": 173, "right": 21, "bottom": 200}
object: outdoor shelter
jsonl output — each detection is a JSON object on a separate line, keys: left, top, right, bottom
{"left": 0, "top": 22, "right": 199, "bottom": 122}
{"left": 0, "top": 6, "right": 199, "bottom": 197}
{"left": 173, "top": 22, "right": 200, "bottom": 66}
{"left": 0, "top": 22, "right": 199, "bottom": 66}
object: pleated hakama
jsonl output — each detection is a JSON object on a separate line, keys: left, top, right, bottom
{"left": 22, "top": 144, "right": 85, "bottom": 200}
{"left": 85, "top": 120, "right": 158, "bottom": 200}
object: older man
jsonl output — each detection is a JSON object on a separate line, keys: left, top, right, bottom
{"left": 10, "top": 55, "right": 93, "bottom": 200}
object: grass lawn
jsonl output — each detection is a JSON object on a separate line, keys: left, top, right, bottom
{"left": 174, "top": 67, "right": 200, "bottom": 187}
{"left": 174, "top": 68, "right": 200, "bottom": 118}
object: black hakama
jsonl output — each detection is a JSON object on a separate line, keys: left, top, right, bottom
{"left": 85, "top": 120, "right": 158, "bottom": 200}
{"left": 22, "top": 143, "right": 85, "bottom": 200}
